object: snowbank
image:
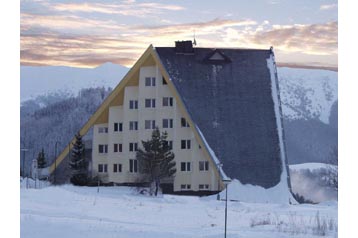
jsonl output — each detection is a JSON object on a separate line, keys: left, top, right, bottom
{"left": 290, "top": 163, "right": 336, "bottom": 172}
{"left": 215, "top": 179, "right": 295, "bottom": 204}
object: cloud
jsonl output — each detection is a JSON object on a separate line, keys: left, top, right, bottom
{"left": 20, "top": 6, "right": 337, "bottom": 69}
{"left": 50, "top": 1, "right": 185, "bottom": 16}
{"left": 249, "top": 21, "right": 338, "bottom": 55}
{"left": 21, "top": 13, "right": 125, "bottom": 32}
{"left": 320, "top": 4, "right": 337, "bottom": 10}
{"left": 20, "top": 16, "right": 259, "bottom": 67}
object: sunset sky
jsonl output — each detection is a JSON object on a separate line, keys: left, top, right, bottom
{"left": 20, "top": 0, "right": 338, "bottom": 69}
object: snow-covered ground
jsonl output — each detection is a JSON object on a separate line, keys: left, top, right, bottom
{"left": 21, "top": 185, "right": 337, "bottom": 238}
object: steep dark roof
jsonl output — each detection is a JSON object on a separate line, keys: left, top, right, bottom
{"left": 156, "top": 47, "right": 284, "bottom": 188}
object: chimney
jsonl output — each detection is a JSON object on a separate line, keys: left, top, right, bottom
{"left": 175, "top": 41, "right": 194, "bottom": 54}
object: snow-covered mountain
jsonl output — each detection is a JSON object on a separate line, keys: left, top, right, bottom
{"left": 277, "top": 67, "right": 338, "bottom": 124}
{"left": 20, "top": 63, "right": 129, "bottom": 102}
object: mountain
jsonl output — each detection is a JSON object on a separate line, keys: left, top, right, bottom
{"left": 277, "top": 67, "right": 338, "bottom": 165}
{"left": 277, "top": 67, "right": 338, "bottom": 124}
{"left": 20, "top": 63, "right": 129, "bottom": 101}
{"left": 20, "top": 64, "right": 338, "bottom": 167}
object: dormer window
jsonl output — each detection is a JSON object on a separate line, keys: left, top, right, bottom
{"left": 203, "top": 49, "right": 231, "bottom": 64}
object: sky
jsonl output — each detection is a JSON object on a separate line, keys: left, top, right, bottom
{"left": 20, "top": 0, "right": 338, "bottom": 69}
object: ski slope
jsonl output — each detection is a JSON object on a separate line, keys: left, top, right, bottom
{"left": 21, "top": 184, "right": 337, "bottom": 238}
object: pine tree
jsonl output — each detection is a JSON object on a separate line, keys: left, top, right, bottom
{"left": 37, "top": 148, "right": 47, "bottom": 169}
{"left": 69, "top": 133, "right": 88, "bottom": 185}
{"left": 136, "top": 128, "right": 176, "bottom": 196}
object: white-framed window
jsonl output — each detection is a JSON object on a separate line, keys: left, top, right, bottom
{"left": 98, "top": 144, "right": 108, "bottom": 154}
{"left": 164, "top": 140, "right": 173, "bottom": 150}
{"left": 113, "top": 164, "right": 122, "bottom": 173}
{"left": 180, "top": 184, "right": 191, "bottom": 190}
{"left": 180, "top": 162, "right": 191, "bottom": 171}
{"left": 129, "top": 159, "right": 138, "bottom": 173}
{"left": 98, "top": 127, "right": 108, "bottom": 133}
{"left": 163, "top": 118, "right": 173, "bottom": 128}
{"left": 98, "top": 164, "right": 108, "bottom": 173}
{"left": 129, "top": 121, "right": 138, "bottom": 130}
{"left": 114, "top": 122, "right": 123, "bottom": 132}
{"left": 181, "top": 140, "right": 191, "bottom": 149}
{"left": 163, "top": 97, "right": 173, "bottom": 107}
{"left": 145, "top": 77, "right": 156, "bottom": 86}
{"left": 145, "top": 120, "right": 156, "bottom": 129}
{"left": 199, "top": 161, "right": 209, "bottom": 171}
{"left": 129, "top": 142, "right": 138, "bottom": 152}
{"left": 199, "top": 184, "right": 209, "bottom": 190}
{"left": 145, "top": 98, "right": 156, "bottom": 108}
{"left": 181, "top": 117, "right": 190, "bottom": 127}
{"left": 129, "top": 100, "right": 138, "bottom": 109}
{"left": 113, "top": 143, "right": 122, "bottom": 153}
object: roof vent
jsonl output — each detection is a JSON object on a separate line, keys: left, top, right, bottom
{"left": 175, "top": 41, "right": 194, "bottom": 54}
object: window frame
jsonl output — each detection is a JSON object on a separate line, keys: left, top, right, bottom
{"left": 180, "top": 162, "right": 191, "bottom": 172}
{"left": 129, "top": 100, "right": 138, "bottom": 109}
{"left": 129, "top": 121, "right": 138, "bottom": 131}
{"left": 98, "top": 144, "right": 108, "bottom": 154}
{"left": 129, "top": 159, "right": 138, "bottom": 173}
{"left": 199, "top": 161, "right": 209, "bottom": 171}
{"left": 163, "top": 118, "right": 173, "bottom": 128}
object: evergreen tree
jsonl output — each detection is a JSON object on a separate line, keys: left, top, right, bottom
{"left": 136, "top": 128, "right": 176, "bottom": 196}
{"left": 37, "top": 148, "right": 47, "bottom": 169}
{"left": 69, "top": 133, "right": 88, "bottom": 185}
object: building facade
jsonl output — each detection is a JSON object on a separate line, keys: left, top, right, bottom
{"left": 92, "top": 65, "right": 220, "bottom": 192}
{"left": 49, "top": 41, "right": 291, "bottom": 200}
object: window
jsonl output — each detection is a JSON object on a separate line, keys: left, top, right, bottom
{"left": 98, "top": 164, "right": 107, "bottom": 173}
{"left": 163, "top": 140, "right": 173, "bottom": 150}
{"left": 163, "top": 118, "right": 173, "bottom": 128}
{"left": 162, "top": 76, "right": 167, "bottom": 85}
{"left": 145, "top": 99, "right": 156, "bottom": 108}
{"left": 114, "top": 144, "right": 122, "bottom": 153}
{"left": 114, "top": 123, "right": 123, "bottom": 132}
{"left": 129, "top": 159, "right": 138, "bottom": 173}
{"left": 180, "top": 162, "right": 191, "bottom": 171}
{"left": 199, "top": 161, "right": 209, "bottom": 171}
{"left": 129, "top": 121, "right": 138, "bottom": 130}
{"left": 181, "top": 118, "right": 190, "bottom": 127}
{"left": 145, "top": 77, "right": 156, "bottom": 86}
{"left": 199, "top": 184, "right": 209, "bottom": 190}
{"left": 181, "top": 140, "right": 191, "bottom": 149}
{"left": 180, "top": 184, "right": 191, "bottom": 190}
{"left": 129, "top": 142, "right": 138, "bottom": 152}
{"left": 163, "top": 97, "right": 173, "bottom": 107}
{"left": 113, "top": 164, "right": 122, "bottom": 173}
{"left": 98, "top": 144, "right": 108, "bottom": 154}
{"left": 145, "top": 120, "right": 156, "bottom": 130}
{"left": 98, "top": 127, "right": 108, "bottom": 133}
{"left": 129, "top": 100, "right": 138, "bottom": 109}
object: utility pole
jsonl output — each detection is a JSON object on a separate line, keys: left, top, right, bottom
{"left": 223, "top": 179, "right": 231, "bottom": 238}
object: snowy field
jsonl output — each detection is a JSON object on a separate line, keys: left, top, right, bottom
{"left": 21, "top": 184, "right": 337, "bottom": 238}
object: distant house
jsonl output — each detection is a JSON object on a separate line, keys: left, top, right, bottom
{"left": 49, "top": 41, "right": 291, "bottom": 196}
